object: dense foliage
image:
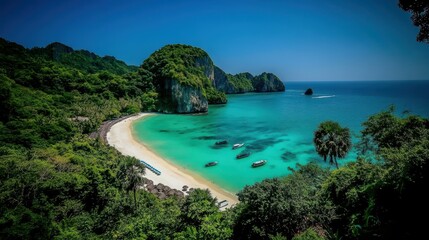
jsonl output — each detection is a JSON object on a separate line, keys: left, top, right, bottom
{"left": 139, "top": 44, "right": 227, "bottom": 106}
{"left": 234, "top": 163, "right": 333, "bottom": 239}
{"left": 251, "top": 72, "right": 285, "bottom": 92}
{"left": 30, "top": 42, "right": 138, "bottom": 75}
{"left": 0, "top": 38, "right": 232, "bottom": 239}
{"left": 314, "top": 121, "right": 352, "bottom": 168}
{"left": 1, "top": 38, "right": 428, "bottom": 239}
{"left": 399, "top": 0, "right": 429, "bottom": 43}
{"left": 226, "top": 73, "right": 254, "bottom": 93}
{"left": 0, "top": 38, "right": 158, "bottom": 144}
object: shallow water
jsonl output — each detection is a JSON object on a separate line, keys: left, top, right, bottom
{"left": 133, "top": 80, "right": 429, "bottom": 193}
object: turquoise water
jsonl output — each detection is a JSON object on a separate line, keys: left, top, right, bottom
{"left": 133, "top": 80, "right": 429, "bottom": 193}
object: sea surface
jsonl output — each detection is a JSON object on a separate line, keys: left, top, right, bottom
{"left": 133, "top": 80, "right": 429, "bottom": 193}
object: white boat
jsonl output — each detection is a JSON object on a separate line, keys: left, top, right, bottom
{"left": 252, "top": 160, "right": 267, "bottom": 168}
{"left": 218, "top": 200, "right": 229, "bottom": 208}
{"left": 232, "top": 143, "right": 245, "bottom": 149}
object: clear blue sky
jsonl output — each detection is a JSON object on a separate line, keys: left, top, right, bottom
{"left": 1, "top": 0, "right": 428, "bottom": 81}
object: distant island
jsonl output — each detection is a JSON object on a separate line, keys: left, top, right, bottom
{"left": 140, "top": 44, "right": 285, "bottom": 113}
{"left": 304, "top": 88, "right": 313, "bottom": 95}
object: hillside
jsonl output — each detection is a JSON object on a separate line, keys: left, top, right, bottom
{"left": 139, "top": 44, "right": 285, "bottom": 112}
{"left": 1, "top": 38, "right": 426, "bottom": 239}
{"left": 139, "top": 44, "right": 226, "bottom": 113}
{"left": 138, "top": 44, "right": 285, "bottom": 113}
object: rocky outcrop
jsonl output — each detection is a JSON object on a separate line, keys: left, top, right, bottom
{"left": 45, "top": 42, "right": 74, "bottom": 60}
{"left": 213, "top": 70, "right": 285, "bottom": 94}
{"left": 140, "top": 44, "right": 285, "bottom": 113}
{"left": 251, "top": 72, "right": 285, "bottom": 92}
{"left": 214, "top": 66, "right": 236, "bottom": 93}
{"left": 160, "top": 79, "right": 208, "bottom": 113}
{"left": 304, "top": 88, "right": 313, "bottom": 95}
{"left": 140, "top": 44, "right": 219, "bottom": 113}
{"left": 195, "top": 56, "right": 215, "bottom": 81}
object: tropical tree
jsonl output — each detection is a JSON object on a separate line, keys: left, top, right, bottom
{"left": 233, "top": 164, "right": 333, "bottom": 240}
{"left": 118, "top": 157, "right": 146, "bottom": 208}
{"left": 399, "top": 0, "right": 429, "bottom": 43}
{"left": 313, "top": 121, "right": 351, "bottom": 168}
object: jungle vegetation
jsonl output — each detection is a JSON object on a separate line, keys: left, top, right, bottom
{"left": 1, "top": 38, "right": 428, "bottom": 239}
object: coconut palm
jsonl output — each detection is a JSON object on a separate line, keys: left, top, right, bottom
{"left": 118, "top": 158, "right": 146, "bottom": 207}
{"left": 313, "top": 121, "right": 352, "bottom": 168}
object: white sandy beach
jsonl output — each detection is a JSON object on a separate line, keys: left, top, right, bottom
{"left": 106, "top": 113, "right": 238, "bottom": 208}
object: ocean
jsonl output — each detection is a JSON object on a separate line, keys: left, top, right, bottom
{"left": 133, "top": 80, "right": 429, "bottom": 193}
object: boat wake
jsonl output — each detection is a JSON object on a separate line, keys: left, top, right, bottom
{"left": 312, "top": 95, "right": 335, "bottom": 99}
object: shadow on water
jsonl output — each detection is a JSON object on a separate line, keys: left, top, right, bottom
{"left": 301, "top": 149, "right": 315, "bottom": 155}
{"left": 210, "top": 144, "right": 229, "bottom": 149}
{"left": 281, "top": 151, "right": 297, "bottom": 161}
{"left": 192, "top": 135, "right": 218, "bottom": 140}
{"left": 245, "top": 138, "right": 285, "bottom": 153}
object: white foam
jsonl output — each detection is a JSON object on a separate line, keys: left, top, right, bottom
{"left": 312, "top": 95, "right": 336, "bottom": 99}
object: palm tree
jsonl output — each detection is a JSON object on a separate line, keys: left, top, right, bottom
{"left": 119, "top": 158, "right": 146, "bottom": 208}
{"left": 313, "top": 121, "right": 351, "bottom": 168}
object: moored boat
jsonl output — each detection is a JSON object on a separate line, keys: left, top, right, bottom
{"left": 236, "top": 152, "right": 250, "bottom": 159}
{"left": 252, "top": 160, "right": 267, "bottom": 168}
{"left": 218, "top": 200, "right": 229, "bottom": 208}
{"left": 205, "top": 161, "right": 218, "bottom": 167}
{"left": 232, "top": 143, "right": 245, "bottom": 149}
{"left": 215, "top": 140, "right": 228, "bottom": 145}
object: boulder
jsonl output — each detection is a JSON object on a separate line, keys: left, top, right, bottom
{"left": 304, "top": 88, "right": 313, "bottom": 95}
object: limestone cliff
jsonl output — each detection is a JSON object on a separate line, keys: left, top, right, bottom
{"left": 140, "top": 44, "right": 226, "bottom": 113}
{"left": 162, "top": 79, "right": 208, "bottom": 113}
{"left": 140, "top": 44, "right": 285, "bottom": 113}
{"left": 252, "top": 72, "right": 285, "bottom": 92}
{"left": 214, "top": 66, "right": 236, "bottom": 93}
{"left": 214, "top": 71, "right": 285, "bottom": 94}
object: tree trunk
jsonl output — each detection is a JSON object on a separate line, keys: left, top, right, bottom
{"left": 133, "top": 188, "right": 137, "bottom": 208}
{"left": 334, "top": 156, "right": 339, "bottom": 169}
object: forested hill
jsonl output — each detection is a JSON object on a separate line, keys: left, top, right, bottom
{"left": 0, "top": 38, "right": 157, "bottom": 148}
{"left": 1, "top": 38, "right": 428, "bottom": 239}
{"left": 1, "top": 38, "right": 138, "bottom": 75}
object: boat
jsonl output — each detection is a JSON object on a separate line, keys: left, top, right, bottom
{"left": 252, "top": 160, "right": 267, "bottom": 168}
{"left": 236, "top": 152, "right": 250, "bottom": 159}
{"left": 232, "top": 143, "right": 245, "bottom": 149}
{"left": 218, "top": 200, "right": 229, "bottom": 208}
{"left": 215, "top": 140, "right": 228, "bottom": 145}
{"left": 205, "top": 161, "right": 218, "bottom": 167}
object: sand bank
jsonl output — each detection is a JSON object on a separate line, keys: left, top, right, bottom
{"left": 106, "top": 113, "right": 238, "bottom": 208}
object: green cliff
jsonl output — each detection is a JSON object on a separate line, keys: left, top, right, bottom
{"left": 214, "top": 69, "right": 285, "bottom": 94}
{"left": 139, "top": 44, "right": 285, "bottom": 112}
{"left": 140, "top": 44, "right": 226, "bottom": 113}
{"left": 252, "top": 72, "right": 285, "bottom": 92}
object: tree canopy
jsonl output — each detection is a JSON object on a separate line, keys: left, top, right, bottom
{"left": 399, "top": 0, "right": 429, "bottom": 43}
{"left": 313, "top": 121, "right": 352, "bottom": 168}
{"left": 1, "top": 37, "right": 428, "bottom": 239}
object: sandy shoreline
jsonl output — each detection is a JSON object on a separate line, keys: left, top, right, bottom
{"left": 106, "top": 113, "right": 239, "bottom": 208}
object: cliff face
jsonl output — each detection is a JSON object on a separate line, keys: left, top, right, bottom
{"left": 213, "top": 71, "right": 285, "bottom": 94}
{"left": 140, "top": 44, "right": 284, "bottom": 113}
{"left": 140, "top": 44, "right": 226, "bottom": 113}
{"left": 252, "top": 72, "right": 285, "bottom": 92}
{"left": 162, "top": 79, "right": 208, "bottom": 113}
{"left": 195, "top": 56, "right": 215, "bottom": 81}
{"left": 214, "top": 66, "right": 236, "bottom": 93}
